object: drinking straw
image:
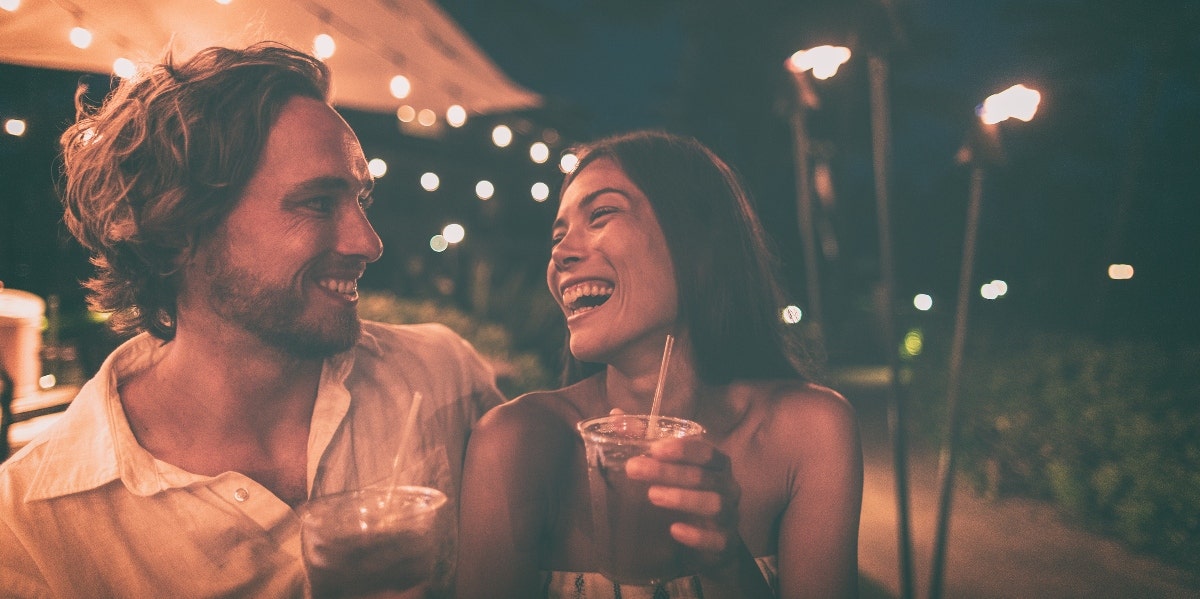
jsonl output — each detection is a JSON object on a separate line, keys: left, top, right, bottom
{"left": 386, "top": 391, "right": 424, "bottom": 504}
{"left": 646, "top": 334, "right": 674, "bottom": 439}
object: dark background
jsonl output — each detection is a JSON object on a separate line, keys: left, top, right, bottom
{"left": 3, "top": 0, "right": 1199, "bottom": 370}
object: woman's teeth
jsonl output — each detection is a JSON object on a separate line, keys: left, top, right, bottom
{"left": 562, "top": 282, "right": 614, "bottom": 314}
{"left": 319, "top": 278, "right": 359, "bottom": 300}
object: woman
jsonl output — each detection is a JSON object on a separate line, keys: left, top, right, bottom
{"left": 457, "top": 130, "right": 862, "bottom": 598}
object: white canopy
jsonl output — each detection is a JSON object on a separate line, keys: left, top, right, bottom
{"left": 0, "top": 0, "right": 541, "bottom": 119}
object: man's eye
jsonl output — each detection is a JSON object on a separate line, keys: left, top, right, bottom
{"left": 305, "top": 196, "right": 336, "bottom": 212}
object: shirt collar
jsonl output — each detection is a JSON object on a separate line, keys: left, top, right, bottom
{"left": 23, "top": 328, "right": 374, "bottom": 503}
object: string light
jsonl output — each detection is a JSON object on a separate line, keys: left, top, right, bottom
{"left": 367, "top": 158, "right": 387, "bottom": 178}
{"left": 69, "top": 26, "right": 93, "bottom": 49}
{"left": 531, "top": 182, "right": 549, "bottom": 202}
{"left": 559, "top": 152, "right": 579, "bottom": 174}
{"left": 529, "top": 141, "right": 550, "bottom": 164}
{"left": 389, "top": 75, "right": 411, "bottom": 99}
{"left": 420, "top": 172, "right": 440, "bottom": 192}
{"left": 446, "top": 105, "right": 467, "bottom": 128}
{"left": 4, "top": 119, "right": 27, "bottom": 136}
{"left": 112, "top": 57, "right": 136, "bottom": 79}
{"left": 491, "top": 125, "right": 513, "bottom": 148}
{"left": 442, "top": 224, "right": 465, "bottom": 244}
{"left": 313, "top": 34, "right": 336, "bottom": 60}
{"left": 475, "top": 180, "right": 494, "bottom": 200}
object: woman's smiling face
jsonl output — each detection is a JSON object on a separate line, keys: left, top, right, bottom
{"left": 547, "top": 158, "right": 679, "bottom": 365}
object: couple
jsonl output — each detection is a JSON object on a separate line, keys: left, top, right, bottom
{"left": 0, "top": 43, "right": 861, "bottom": 598}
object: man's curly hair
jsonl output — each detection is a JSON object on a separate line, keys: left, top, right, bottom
{"left": 59, "top": 42, "right": 330, "bottom": 340}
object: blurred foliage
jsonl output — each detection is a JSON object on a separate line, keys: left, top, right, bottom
{"left": 358, "top": 290, "right": 555, "bottom": 398}
{"left": 907, "top": 325, "right": 1200, "bottom": 570}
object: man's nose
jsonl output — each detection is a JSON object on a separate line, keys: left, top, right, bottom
{"left": 337, "top": 204, "right": 384, "bottom": 262}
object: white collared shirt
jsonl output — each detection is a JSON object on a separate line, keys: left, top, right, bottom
{"left": 0, "top": 321, "right": 504, "bottom": 598}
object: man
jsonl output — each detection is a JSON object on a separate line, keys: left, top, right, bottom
{"left": 0, "top": 43, "right": 504, "bottom": 596}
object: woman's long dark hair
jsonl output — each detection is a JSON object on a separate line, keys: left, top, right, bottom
{"left": 558, "top": 130, "right": 815, "bottom": 386}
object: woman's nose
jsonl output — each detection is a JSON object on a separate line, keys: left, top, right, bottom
{"left": 550, "top": 230, "right": 583, "bottom": 270}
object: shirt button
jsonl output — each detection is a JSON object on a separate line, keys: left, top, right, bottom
{"left": 234, "top": 488, "right": 250, "bottom": 502}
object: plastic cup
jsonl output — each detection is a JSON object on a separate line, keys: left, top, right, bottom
{"left": 0, "top": 288, "right": 45, "bottom": 400}
{"left": 299, "top": 485, "right": 449, "bottom": 599}
{"left": 576, "top": 414, "right": 706, "bottom": 585}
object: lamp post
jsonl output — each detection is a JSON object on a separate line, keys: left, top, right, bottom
{"left": 929, "top": 84, "right": 1041, "bottom": 599}
{"left": 785, "top": 45, "right": 850, "bottom": 351}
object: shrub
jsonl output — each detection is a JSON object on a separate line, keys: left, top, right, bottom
{"left": 907, "top": 326, "right": 1200, "bottom": 569}
{"left": 357, "top": 291, "right": 555, "bottom": 398}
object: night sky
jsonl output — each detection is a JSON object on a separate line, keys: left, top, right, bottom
{"left": 2, "top": 0, "right": 1198, "bottom": 367}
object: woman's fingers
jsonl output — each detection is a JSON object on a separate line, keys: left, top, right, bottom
{"left": 669, "top": 522, "right": 730, "bottom": 554}
{"left": 647, "top": 485, "right": 722, "bottom": 516}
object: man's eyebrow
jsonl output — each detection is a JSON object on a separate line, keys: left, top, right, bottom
{"left": 284, "top": 176, "right": 373, "bottom": 199}
{"left": 551, "top": 187, "right": 629, "bottom": 230}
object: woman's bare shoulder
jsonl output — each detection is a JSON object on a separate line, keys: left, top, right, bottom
{"left": 740, "top": 380, "right": 859, "bottom": 448}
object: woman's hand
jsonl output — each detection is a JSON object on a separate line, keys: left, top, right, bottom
{"left": 624, "top": 436, "right": 742, "bottom": 566}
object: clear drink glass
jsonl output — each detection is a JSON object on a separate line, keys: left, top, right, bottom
{"left": 576, "top": 414, "right": 707, "bottom": 585}
{"left": 299, "top": 485, "right": 449, "bottom": 599}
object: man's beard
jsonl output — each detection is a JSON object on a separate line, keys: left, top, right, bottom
{"left": 203, "top": 246, "right": 361, "bottom": 359}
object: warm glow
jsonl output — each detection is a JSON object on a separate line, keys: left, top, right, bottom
{"left": 4, "top": 119, "right": 26, "bottom": 136}
{"left": 781, "top": 305, "right": 803, "bottom": 324}
{"left": 69, "top": 27, "right": 93, "bottom": 49}
{"left": 112, "top": 58, "right": 137, "bottom": 79}
{"left": 389, "top": 75, "right": 411, "bottom": 99}
{"left": 913, "top": 293, "right": 933, "bottom": 311}
{"left": 529, "top": 141, "right": 550, "bottom": 164}
{"left": 786, "top": 45, "right": 851, "bottom": 80}
{"left": 1108, "top": 264, "right": 1135, "bottom": 280}
{"left": 367, "top": 158, "right": 387, "bottom": 178}
{"left": 417, "top": 109, "right": 436, "bottom": 126}
{"left": 39, "top": 374, "right": 56, "bottom": 390}
{"left": 420, "top": 172, "right": 440, "bottom": 191}
{"left": 531, "top": 182, "right": 550, "bottom": 202}
{"left": 902, "top": 329, "right": 923, "bottom": 357}
{"left": 396, "top": 105, "right": 415, "bottom": 123}
{"left": 979, "top": 84, "right": 1041, "bottom": 125}
{"left": 475, "top": 180, "right": 494, "bottom": 200}
{"left": 429, "top": 235, "right": 448, "bottom": 252}
{"left": 313, "top": 34, "right": 336, "bottom": 60}
{"left": 446, "top": 104, "right": 467, "bottom": 127}
{"left": 990, "top": 279, "right": 1008, "bottom": 296}
{"left": 492, "top": 125, "right": 513, "bottom": 148}
{"left": 442, "top": 223, "right": 465, "bottom": 244}
{"left": 559, "top": 152, "right": 579, "bottom": 174}
{"left": 1, "top": 0, "right": 21, "bottom": 11}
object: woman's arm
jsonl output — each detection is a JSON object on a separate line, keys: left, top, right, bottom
{"left": 455, "top": 398, "right": 570, "bottom": 599}
{"left": 776, "top": 386, "right": 864, "bottom": 598}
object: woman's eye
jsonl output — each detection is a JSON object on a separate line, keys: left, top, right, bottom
{"left": 590, "top": 206, "right": 618, "bottom": 221}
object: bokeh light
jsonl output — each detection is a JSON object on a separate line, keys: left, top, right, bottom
{"left": 4, "top": 119, "right": 27, "bottom": 136}
{"left": 913, "top": 293, "right": 933, "bottom": 311}
{"left": 417, "top": 109, "right": 436, "bottom": 127}
{"left": 429, "top": 235, "right": 448, "bottom": 252}
{"left": 313, "top": 34, "right": 336, "bottom": 60}
{"left": 442, "top": 223, "right": 465, "bottom": 244}
{"left": 559, "top": 152, "right": 579, "bottom": 174}
{"left": 1, "top": 0, "right": 22, "bottom": 12}
{"left": 781, "top": 305, "right": 803, "bottom": 324}
{"left": 492, "top": 125, "right": 513, "bottom": 148}
{"left": 389, "top": 75, "right": 411, "bottom": 99}
{"left": 531, "top": 182, "right": 550, "bottom": 202}
{"left": 367, "top": 158, "right": 387, "bottom": 178}
{"left": 396, "top": 105, "right": 416, "bottom": 123}
{"left": 69, "top": 27, "right": 92, "bottom": 49}
{"left": 529, "top": 141, "right": 550, "bottom": 164}
{"left": 112, "top": 58, "right": 137, "bottom": 79}
{"left": 1108, "top": 264, "right": 1135, "bottom": 280}
{"left": 446, "top": 104, "right": 467, "bottom": 127}
{"left": 902, "top": 328, "right": 923, "bottom": 357}
{"left": 475, "top": 180, "right": 494, "bottom": 200}
{"left": 420, "top": 172, "right": 440, "bottom": 191}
